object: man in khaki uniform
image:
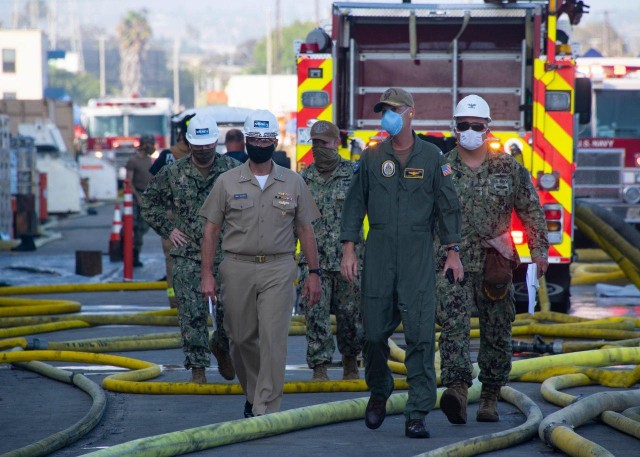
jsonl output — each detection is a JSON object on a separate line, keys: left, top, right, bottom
{"left": 200, "top": 109, "right": 322, "bottom": 417}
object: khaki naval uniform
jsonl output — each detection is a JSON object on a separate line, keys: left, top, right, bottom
{"left": 200, "top": 160, "right": 320, "bottom": 415}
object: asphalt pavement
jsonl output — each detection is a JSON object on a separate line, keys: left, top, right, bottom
{"left": 0, "top": 204, "right": 638, "bottom": 456}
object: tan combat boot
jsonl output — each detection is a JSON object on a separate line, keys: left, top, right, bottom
{"left": 312, "top": 363, "right": 329, "bottom": 381}
{"left": 342, "top": 355, "right": 360, "bottom": 380}
{"left": 190, "top": 367, "right": 207, "bottom": 384}
{"left": 476, "top": 384, "right": 501, "bottom": 422}
{"left": 440, "top": 380, "right": 469, "bottom": 424}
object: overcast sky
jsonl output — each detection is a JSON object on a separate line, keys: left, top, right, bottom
{"left": 0, "top": 0, "right": 638, "bottom": 50}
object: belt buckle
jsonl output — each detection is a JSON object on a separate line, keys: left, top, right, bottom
{"left": 256, "top": 255, "right": 266, "bottom": 263}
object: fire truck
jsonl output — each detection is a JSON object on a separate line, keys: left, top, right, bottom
{"left": 575, "top": 57, "right": 640, "bottom": 224}
{"left": 296, "top": 1, "right": 591, "bottom": 312}
{"left": 81, "top": 97, "right": 173, "bottom": 184}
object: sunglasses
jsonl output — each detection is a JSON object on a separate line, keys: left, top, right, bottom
{"left": 456, "top": 122, "right": 487, "bottom": 132}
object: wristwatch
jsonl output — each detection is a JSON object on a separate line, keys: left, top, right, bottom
{"left": 447, "top": 245, "right": 461, "bottom": 253}
{"left": 308, "top": 268, "right": 323, "bottom": 276}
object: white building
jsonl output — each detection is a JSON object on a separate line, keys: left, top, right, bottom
{"left": 225, "top": 74, "right": 297, "bottom": 116}
{"left": 0, "top": 30, "right": 47, "bottom": 100}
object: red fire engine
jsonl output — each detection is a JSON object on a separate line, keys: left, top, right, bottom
{"left": 81, "top": 97, "right": 173, "bottom": 184}
{"left": 296, "top": 1, "right": 592, "bottom": 311}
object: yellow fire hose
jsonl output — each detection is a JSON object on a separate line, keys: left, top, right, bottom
{"left": 575, "top": 207, "right": 640, "bottom": 289}
{"left": 0, "top": 297, "right": 82, "bottom": 317}
{"left": 0, "top": 281, "right": 167, "bottom": 296}
{"left": 538, "top": 376, "right": 640, "bottom": 454}
{"left": 415, "top": 386, "right": 542, "bottom": 457}
{"left": 78, "top": 394, "right": 408, "bottom": 457}
{"left": 2, "top": 254, "right": 640, "bottom": 457}
{"left": 5, "top": 349, "right": 107, "bottom": 457}
{"left": 575, "top": 248, "right": 612, "bottom": 263}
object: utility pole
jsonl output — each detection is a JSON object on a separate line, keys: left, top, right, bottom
{"left": 173, "top": 37, "right": 180, "bottom": 112}
{"left": 266, "top": 7, "right": 273, "bottom": 112}
{"left": 99, "top": 36, "right": 106, "bottom": 96}
{"left": 274, "top": 0, "right": 281, "bottom": 74}
{"left": 29, "top": 0, "right": 39, "bottom": 29}
{"left": 47, "top": 0, "right": 57, "bottom": 49}
{"left": 69, "top": 0, "right": 84, "bottom": 71}
{"left": 11, "top": 0, "right": 19, "bottom": 28}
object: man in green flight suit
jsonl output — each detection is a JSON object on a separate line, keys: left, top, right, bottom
{"left": 340, "top": 87, "right": 463, "bottom": 439}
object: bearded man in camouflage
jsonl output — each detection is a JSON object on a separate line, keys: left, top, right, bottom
{"left": 298, "top": 120, "right": 364, "bottom": 381}
{"left": 436, "top": 95, "right": 549, "bottom": 424}
{"left": 142, "top": 112, "right": 240, "bottom": 384}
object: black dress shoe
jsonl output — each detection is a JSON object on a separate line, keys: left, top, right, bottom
{"left": 405, "top": 419, "right": 430, "bottom": 439}
{"left": 365, "top": 395, "right": 387, "bottom": 429}
{"left": 244, "top": 400, "right": 254, "bottom": 418}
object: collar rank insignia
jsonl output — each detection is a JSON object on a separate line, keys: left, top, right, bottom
{"left": 404, "top": 168, "right": 424, "bottom": 179}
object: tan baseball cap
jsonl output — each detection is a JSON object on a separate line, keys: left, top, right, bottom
{"left": 373, "top": 87, "right": 415, "bottom": 113}
{"left": 310, "top": 120, "right": 340, "bottom": 142}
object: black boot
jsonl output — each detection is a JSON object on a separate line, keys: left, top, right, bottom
{"left": 244, "top": 400, "right": 254, "bottom": 418}
{"left": 133, "top": 250, "right": 143, "bottom": 268}
{"left": 405, "top": 419, "right": 430, "bottom": 438}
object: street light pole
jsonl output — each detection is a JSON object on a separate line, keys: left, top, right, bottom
{"left": 173, "top": 36, "right": 180, "bottom": 111}
{"left": 99, "top": 36, "right": 106, "bottom": 97}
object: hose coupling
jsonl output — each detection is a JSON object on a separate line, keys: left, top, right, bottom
{"left": 25, "top": 338, "right": 48, "bottom": 350}
{"left": 512, "top": 335, "right": 563, "bottom": 355}
{"left": 543, "top": 420, "right": 573, "bottom": 448}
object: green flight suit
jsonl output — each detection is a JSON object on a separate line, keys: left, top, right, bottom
{"left": 340, "top": 134, "right": 461, "bottom": 420}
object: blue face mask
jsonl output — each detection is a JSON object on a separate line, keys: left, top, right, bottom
{"left": 381, "top": 108, "right": 408, "bottom": 136}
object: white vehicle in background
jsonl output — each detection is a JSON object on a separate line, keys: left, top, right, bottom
{"left": 18, "top": 119, "right": 84, "bottom": 213}
{"left": 171, "top": 105, "right": 253, "bottom": 154}
{"left": 575, "top": 57, "right": 640, "bottom": 223}
{"left": 81, "top": 97, "right": 173, "bottom": 185}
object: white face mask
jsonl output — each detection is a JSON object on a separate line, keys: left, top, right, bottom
{"left": 458, "top": 130, "right": 485, "bottom": 151}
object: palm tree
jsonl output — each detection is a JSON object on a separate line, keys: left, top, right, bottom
{"left": 116, "top": 9, "right": 152, "bottom": 96}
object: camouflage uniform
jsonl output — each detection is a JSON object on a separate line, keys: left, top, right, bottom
{"left": 298, "top": 159, "right": 364, "bottom": 369}
{"left": 436, "top": 148, "right": 548, "bottom": 387}
{"left": 141, "top": 153, "right": 240, "bottom": 369}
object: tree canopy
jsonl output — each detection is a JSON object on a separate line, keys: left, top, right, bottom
{"left": 248, "top": 21, "right": 316, "bottom": 74}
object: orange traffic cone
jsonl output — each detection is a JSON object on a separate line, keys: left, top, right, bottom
{"left": 108, "top": 204, "right": 123, "bottom": 262}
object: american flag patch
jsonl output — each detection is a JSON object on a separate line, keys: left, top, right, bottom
{"left": 441, "top": 164, "right": 452, "bottom": 176}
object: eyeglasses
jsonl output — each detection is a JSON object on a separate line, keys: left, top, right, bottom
{"left": 456, "top": 122, "right": 487, "bottom": 132}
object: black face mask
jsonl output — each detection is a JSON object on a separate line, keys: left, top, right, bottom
{"left": 246, "top": 143, "right": 275, "bottom": 164}
{"left": 191, "top": 148, "right": 216, "bottom": 165}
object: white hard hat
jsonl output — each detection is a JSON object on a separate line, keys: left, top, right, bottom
{"left": 454, "top": 95, "right": 492, "bottom": 122}
{"left": 185, "top": 113, "right": 219, "bottom": 146}
{"left": 243, "top": 109, "right": 279, "bottom": 138}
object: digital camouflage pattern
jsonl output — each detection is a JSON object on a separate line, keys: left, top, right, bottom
{"left": 173, "top": 257, "right": 226, "bottom": 368}
{"left": 299, "top": 268, "right": 363, "bottom": 368}
{"left": 436, "top": 147, "right": 548, "bottom": 386}
{"left": 132, "top": 197, "right": 149, "bottom": 252}
{"left": 298, "top": 160, "right": 364, "bottom": 368}
{"left": 298, "top": 159, "right": 364, "bottom": 271}
{"left": 141, "top": 153, "right": 240, "bottom": 262}
{"left": 435, "top": 148, "right": 548, "bottom": 273}
{"left": 141, "top": 153, "right": 240, "bottom": 368}
{"left": 436, "top": 271, "right": 515, "bottom": 386}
